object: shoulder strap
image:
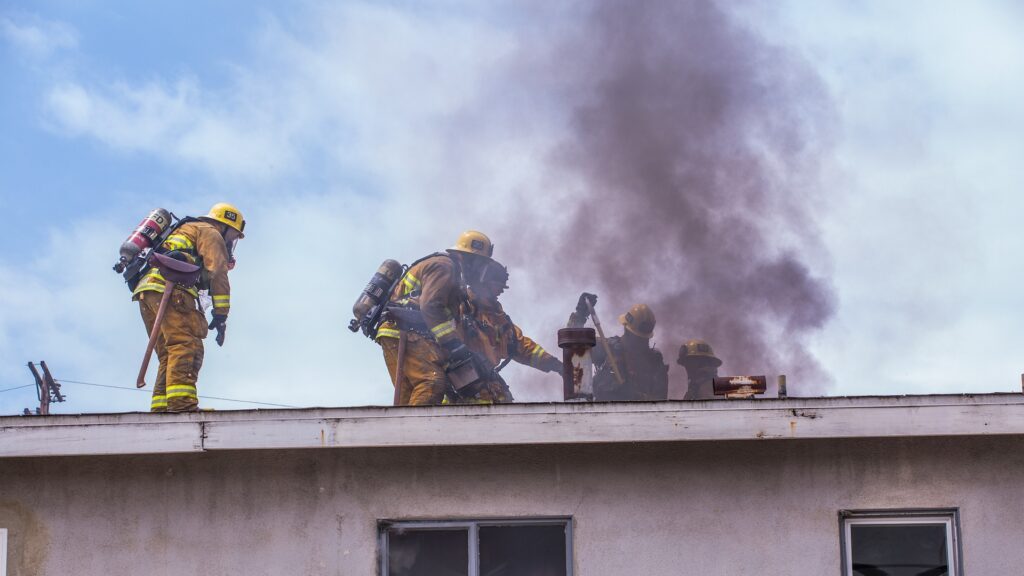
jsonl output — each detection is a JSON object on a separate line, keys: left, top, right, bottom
{"left": 153, "top": 216, "right": 200, "bottom": 253}
{"left": 405, "top": 251, "right": 450, "bottom": 270}
{"left": 388, "top": 252, "right": 457, "bottom": 310}
{"left": 395, "top": 252, "right": 451, "bottom": 298}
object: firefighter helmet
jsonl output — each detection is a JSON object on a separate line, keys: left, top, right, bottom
{"left": 206, "top": 203, "right": 246, "bottom": 238}
{"left": 449, "top": 230, "right": 494, "bottom": 258}
{"left": 619, "top": 303, "right": 655, "bottom": 339}
{"left": 677, "top": 339, "right": 722, "bottom": 367}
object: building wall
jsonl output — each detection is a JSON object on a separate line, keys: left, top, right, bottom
{"left": 0, "top": 435, "right": 1022, "bottom": 575}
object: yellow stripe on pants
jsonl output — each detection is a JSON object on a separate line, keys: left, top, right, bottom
{"left": 138, "top": 291, "right": 206, "bottom": 412}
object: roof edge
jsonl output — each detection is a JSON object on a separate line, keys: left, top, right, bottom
{"left": 2, "top": 394, "right": 1023, "bottom": 458}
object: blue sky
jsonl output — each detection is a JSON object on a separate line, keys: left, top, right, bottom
{"left": 2, "top": 2, "right": 264, "bottom": 228}
{"left": 1, "top": 1, "right": 1022, "bottom": 414}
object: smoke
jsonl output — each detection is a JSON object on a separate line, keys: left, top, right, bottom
{"left": 500, "top": 1, "right": 838, "bottom": 396}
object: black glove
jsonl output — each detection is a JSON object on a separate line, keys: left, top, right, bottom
{"left": 208, "top": 314, "right": 227, "bottom": 347}
{"left": 575, "top": 292, "right": 597, "bottom": 316}
{"left": 541, "top": 356, "right": 564, "bottom": 374}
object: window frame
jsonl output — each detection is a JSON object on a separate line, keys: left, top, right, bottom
{"left": 0, "top": 528, "right": 6, "bottom": 576}
{"left": 838, "top": 508, "right": 963, "bottom": 576}
{"left": 378, "top": 517, "right": 573, "bottom": 576}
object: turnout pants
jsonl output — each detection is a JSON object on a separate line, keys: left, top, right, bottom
{"left": 380, "top": 332, "right": 447, "bottom": 406}
{"left": 137, "top": 290, "right": 208, "bottom": 412}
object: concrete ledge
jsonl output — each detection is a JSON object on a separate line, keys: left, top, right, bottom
{"left": 0, "top": 420, "right": 202, "bottom": 457}
{"left": 1, "top": 394, "right": 1023, "bottom": 457}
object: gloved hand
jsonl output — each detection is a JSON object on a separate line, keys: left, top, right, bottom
{"left": 541, "top": 356, "right": 564, "bottom": 374}
{"left": 208, "top": 314, "right": 227, "bottom": 347}
{"left": 575, "top": 292, "right": 597, "bottom": 316}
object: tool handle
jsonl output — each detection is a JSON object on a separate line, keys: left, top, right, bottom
{"left": 393, "top": 331, "right": 408, "bottom": 405}
{"left": 586, "top": 300, "right": 625, "bottom": 386}
{"left": 137, "top": 283, "right": 176, "bottom": 388}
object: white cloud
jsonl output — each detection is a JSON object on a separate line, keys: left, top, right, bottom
{"left": 45, "top": 77, "right": 294, "bottom": 182}
{"left": 762, "top": 0, "right": 1024, "bottom": 394}
{"left": 0, "top": 15, "right": 77, "bottom": 59}
{"left": 42, "top": 2, "right": 519, "bottom": 188}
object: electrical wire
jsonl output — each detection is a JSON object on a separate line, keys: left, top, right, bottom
{"left": 0, "top": 384, "right": 34, "bottom": 394}
{"left": 55, "top": 378, "right": 299, "bottom": 409}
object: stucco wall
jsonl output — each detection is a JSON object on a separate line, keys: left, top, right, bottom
{"left": 0, "top": 435, "right": 1021, "bottom": 575}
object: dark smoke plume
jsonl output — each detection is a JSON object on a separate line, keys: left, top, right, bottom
{"left": 506, "top": 1, "right": 838, "bottom": 395}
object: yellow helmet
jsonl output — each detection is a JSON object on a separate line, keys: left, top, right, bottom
{"left": 449, "top": 230, "right": 494, "bottom": 258}
{"left": 206, "top": 203, "right": 246, "bottom": 238}
{"left": 619, "top": 303, "right": 655, "bottom": 339}
{"left": 677, "top": 339, "right": 722, "bottom": 367}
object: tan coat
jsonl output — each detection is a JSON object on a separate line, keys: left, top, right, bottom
{"left": 376, "top": 253, "right": 463, "bottom": 345}
{"left": 133, "top": 220, "right": 233, "bottom": 316}
{"left": 376, "top": 253, "right": 466, "bottom": 406}
{"left": 460, "top": 297, "right": 559, "bottom": 372}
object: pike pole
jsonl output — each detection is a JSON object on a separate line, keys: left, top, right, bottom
{"left": 137, "top": 280, "right": 177, "bottom": 388}
{"left": 136, "top": 252, "right": 202, "bottom": 389}
{"left": 586, "top": 300, "right": 625, "bottom": 386}
{"left": 394, "top": 331, "right": 408, "bottom": 406}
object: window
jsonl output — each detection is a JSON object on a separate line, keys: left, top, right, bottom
{"left": 840, "top": 509, "right": 962, "bottom": 576}
{"left": 379, "top": 518, "right": 572, "bottom": 576}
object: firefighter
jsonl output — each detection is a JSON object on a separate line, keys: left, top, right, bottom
{"left": 376, "top": 230, "right": 496, "bottom": 406}
{"left": 677, "top": 339, "right": 722, "bottom": 400}
{"left": 591, "top": 303, "right": 669, "bottom": 401}
{"left": 449, "top": 261, "right": 562, "bottom": 403}
{"left": 132, "top": 203, "right": 245, "bottom": 412}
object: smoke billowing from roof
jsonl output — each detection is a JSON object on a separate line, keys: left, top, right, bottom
{"left": 505, "top": 1, "right": 838, "bottom": 394}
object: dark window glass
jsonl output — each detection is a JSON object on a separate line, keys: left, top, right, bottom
{"left": 479, "top": 524, "right": 567, "bottom": 576}
{"left": 850, "top": 524, "right": 948, "bottom": 576}
{"left": 387, "top": 528, "right": 468, "bottom": 576}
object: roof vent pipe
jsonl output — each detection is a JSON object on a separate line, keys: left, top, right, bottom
{"left": 558, "top": 328, "right": 596, "bottom": 401}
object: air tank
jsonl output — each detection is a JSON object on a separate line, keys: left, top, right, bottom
{"left": 113, "top": 208, "right": 172, "bottom": 273}
{"left": 351, "top": 259, "right": 404, "bottom": 321}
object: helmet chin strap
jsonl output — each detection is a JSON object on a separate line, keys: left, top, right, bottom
{"left": 474, "top": 260, "right": 490, "bottom": 285}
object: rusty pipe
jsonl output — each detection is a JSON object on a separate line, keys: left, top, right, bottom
{"left": 558, "top": 328, "right": 596, "bottom": 400}
{"left": 137, "top": 282, "right": 176, "bottom": 388}
{"left": 585, "top": 300, "right": 624, "bottom": 386}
